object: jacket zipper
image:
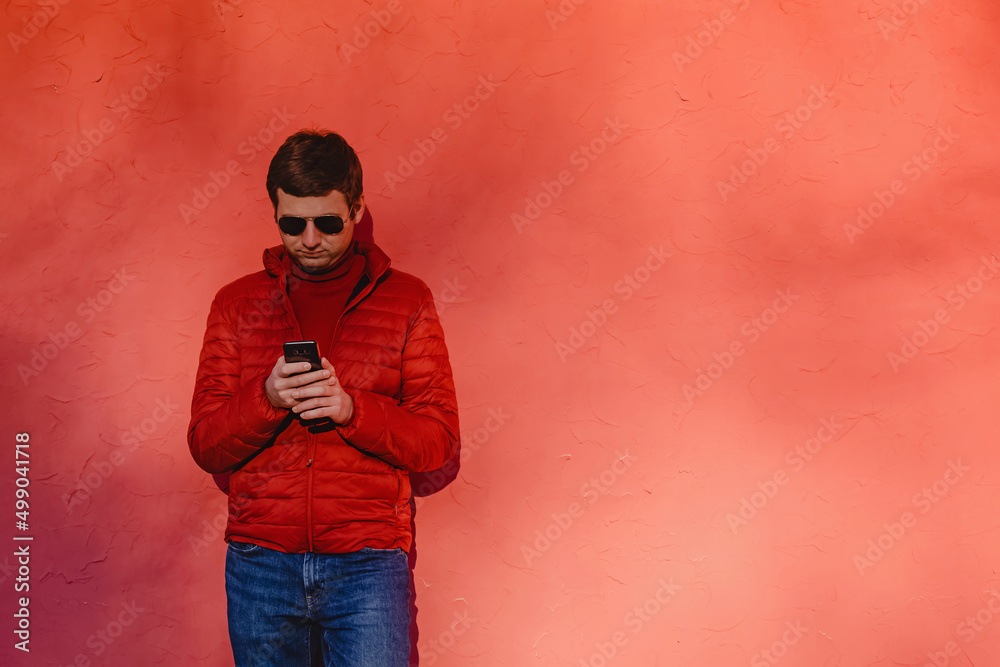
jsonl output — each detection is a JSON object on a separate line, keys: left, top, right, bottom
{"left": 282, "top": 268, "right": 317, "bottom": 553}
{"left": 281, "top": 251, "right": 383, "bottom": 554}
{"left": 305, "top": 445, "right": 315, "bottom": 552}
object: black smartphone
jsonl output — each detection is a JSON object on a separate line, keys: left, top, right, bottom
{"left": 282, "top": 340, "right": 334, "bottom": 430}
{"left": 283, "top": 340, "right": 322, "bottom": 374}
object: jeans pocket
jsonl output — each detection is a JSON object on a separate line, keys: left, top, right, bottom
{"left": 228, "top": 539, "right": 261, "bottom": 554}
{"left": 359, "top": 547, "right": 407, "bottom": 564}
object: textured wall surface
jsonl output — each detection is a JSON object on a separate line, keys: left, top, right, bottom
{"left": 2, "top": 0, "right": 1000, "bottom": 665}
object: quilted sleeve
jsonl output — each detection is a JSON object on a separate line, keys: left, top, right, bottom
{"left": 336, "top": 285, "right": 460, "bottom": 472}
{"left": 187, "top": 292, "right": 291, "bottom": 474}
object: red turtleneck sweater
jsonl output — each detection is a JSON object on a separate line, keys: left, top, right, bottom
{"left": 286, "top": 243, "right": 367, "bottom": 355}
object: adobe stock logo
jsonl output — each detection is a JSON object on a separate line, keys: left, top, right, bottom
{"left": 417, "top": 609, "right": 476, "bottom": 665}
{"left": 62, "top": 397, "right": 179, "bottom": 512}
{"left": 179, "top": 107, "right": 296, "bottom": 223}
{"left": 750, "top": 620, "right": 809, "bottom": 667}
{"left": 546, "top": 0, "right": 588, "bottom": 29}
{"left": 383, "top": 74, "right": 500, "bottom": 193}
{"left": 844, "top": 126, "right": 959, "bottom": 244}
{"left": 18, "top": 267, "right": 138, "bottom": 385}
{"left": 921, "top": 589, "right": 1000, "bottom": 666}
{"left": 853, "top": 459, "right": 969, "bottom": 576}
{"left": 412, "top": 407, "right": 511, "bottom": 507}
{"left": 725, "top": 415, "right": 844, "bottom": 533}
{"left": 339, "top": 0, "right": 405, "bottom": 63}
{"left": 433, "top": 272, "right": 469, "bottom": 316}
{"left": 60, "top": 599, "right": 147, "bottom": 665}
{"left": 887, "top": 254, "right": 999, "bottom": 372}
{"left": 511, "top": 117, "right": 628, "bottom": 233}
{"left": 51, "top": 64, "right": 170, "bottom": 182}
{"left": 7, "top": 0, "right": 71, "bottom": 54}
{"left": 521, "top": 451, "right": 635, "bottom": 566}
{"left": 555, "top": 244, "right": 671, "bottom": 362}
{"left": 716, "top": 84, "right": 834, "bottom": 203}
{"left": 578, "top": 578, "right": 682, "bottom": 667}
{"left": 672, "top": 0, "right": 751, "bottom": 72}
{"left": 878, "top": 0, "right": 934, "bottom": 39}
{"left": 682, "top": 288, "right": 798, "bottom": 404}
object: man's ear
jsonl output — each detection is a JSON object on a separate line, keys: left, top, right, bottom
{"left": 353, "top": 194, "right": 366, "bottom": 223}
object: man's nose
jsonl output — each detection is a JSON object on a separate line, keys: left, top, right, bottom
{"left": 301, "top": 221, "right": 321, "bottom": 247}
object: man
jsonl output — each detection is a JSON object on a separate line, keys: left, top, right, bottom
{"left": 187, "top": 129, "right": 459, "bottom": 666}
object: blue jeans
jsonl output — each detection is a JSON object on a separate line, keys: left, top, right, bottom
{"left": 225, "top": 540, "right": 410, "bottom": 667}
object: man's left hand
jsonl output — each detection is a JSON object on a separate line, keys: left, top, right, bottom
{"left": 289, "top": 357, "right": 355, "bottom": 424}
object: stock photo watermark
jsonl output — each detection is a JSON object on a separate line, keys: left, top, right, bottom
{"left": 920, "top": 589, "right": 1000, "bottom": 666}
{"left": 878, "top": 0, "right": 935, "bottom": 39}
{"left": 750, "top": 619, "right": 810, "bottom": 667}
{"left": 682, "top": 287, "right": 799, "bottom": 405}
{"left": 853, "top": 459, "right": 969, "bottom": 575}
{"left": 546, "top": 0, "right": 589, "bottom": 29}
{"left": 577, "top": 577, "right": 682, "bottom": 666}
{"left": 339, "top": 0, "right": 405, "bottom": 63}
{"left": 417, "top": 609, "right": 476, "bottom": 665}
{"left": 511, "top": 116, "right": 629, "bottom": 233}
{"left": 63, "top": 397, "right": 180, "bottom": 512}
{"left": 189, "top": 506, "right": 231, "bottom": 557}
{"left": 887, "top": 254, "right": 999, "bottom": 372}
{"left": 51, "top": 63, "right": 170, "bottom": 182}
{"left": 716, "top": 84, "right": 834, "bottom": 203}
{"left": 383, "top": 74, "right": 500, "bottom": 192}
{"left": 180, "top": 107, "right": 296, "bottom": 223}
{"left": 522, "top": 451, "right": 636, "bottom": 566}
{"left": 60, "top": 599, "right": 146, "bottom": 665}
{"left": 413, "top": 406, "right": 511, "bottom": 505}
{"left": 672, "top": 0, "right": 751, "bottom": 72}
{"left": 7, "top": 0, "right": 70, "bottom": 53}
{"left": 843, "top": 126, "right": 959, "bottom": 244}
{"left": 555, "top": 243, "right": 671, "bottom": 362}
{"left": 726, "top": 414, "right": 845, "bottom": 533}
{"left": 433, "top": 270, "right": 471, "bottom": 316}
{"left": 18, "top": 267, "right": 138, "bottom": 385}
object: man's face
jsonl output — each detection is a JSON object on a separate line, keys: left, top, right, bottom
{"left": 275, "top": 188, "right": 362, "bottom": 274}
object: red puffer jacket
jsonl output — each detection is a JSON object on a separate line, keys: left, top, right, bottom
{"left": 187, "top": 240, "right": 459, "bottom": 553}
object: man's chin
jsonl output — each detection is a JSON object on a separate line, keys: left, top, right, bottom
{"left": 294, "top": 254, "right": 330, "bottom": 273}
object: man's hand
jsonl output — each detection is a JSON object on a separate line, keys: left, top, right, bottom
{"left": 264, "top": 356, "right": 332, "bottom": 409}
{"left": 266, "top": 356, "right": 354, "bottom": 424}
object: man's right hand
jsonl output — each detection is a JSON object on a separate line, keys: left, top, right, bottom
{"left": 264, "top": 355, "right": 332, "bottom": 409}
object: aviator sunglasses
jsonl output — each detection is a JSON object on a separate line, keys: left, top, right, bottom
{"left": 276, "top": 214, "right": 346, "bottom": 235}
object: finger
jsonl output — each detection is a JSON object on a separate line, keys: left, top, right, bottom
{"left": 281, "top": 367, "right": 332, "bottom": 387}
{"left": 274, "top": 356, "right": 303, "bottom": 378}
{"left": 321, "top": 357, "right": 338, "bottom": 376}
{"left": 298, "top": 403, "right": 342, "bottom": 420}
{"left": 321, "top": 358, "right": 346, "bottom": 387}
{"left": 292, "top": 397, "right": 335, "bottom": 414}
{"left": 279, "top": 362, "right": 318, "bottom": 378}
{"left": 290, "top": 384, "right": 335, "bottom": 400}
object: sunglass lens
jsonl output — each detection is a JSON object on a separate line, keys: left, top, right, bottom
{"left": 315, "top": 216, "right": 345, "bottom": 234}
{"left": 278, "top": 216, "right": 307, "bottom": 235}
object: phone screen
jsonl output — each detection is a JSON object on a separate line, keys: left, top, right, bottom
{"left": 283, "top": 340, "right": 321, "bottom": 373}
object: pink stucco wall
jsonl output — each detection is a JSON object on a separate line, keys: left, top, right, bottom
{"left": 2, "top": 0, "right": 1000, "bottom": 664}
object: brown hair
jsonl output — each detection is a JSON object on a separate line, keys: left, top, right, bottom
{"left": 266, "top": 130, "right": 364, "bottom": 217}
